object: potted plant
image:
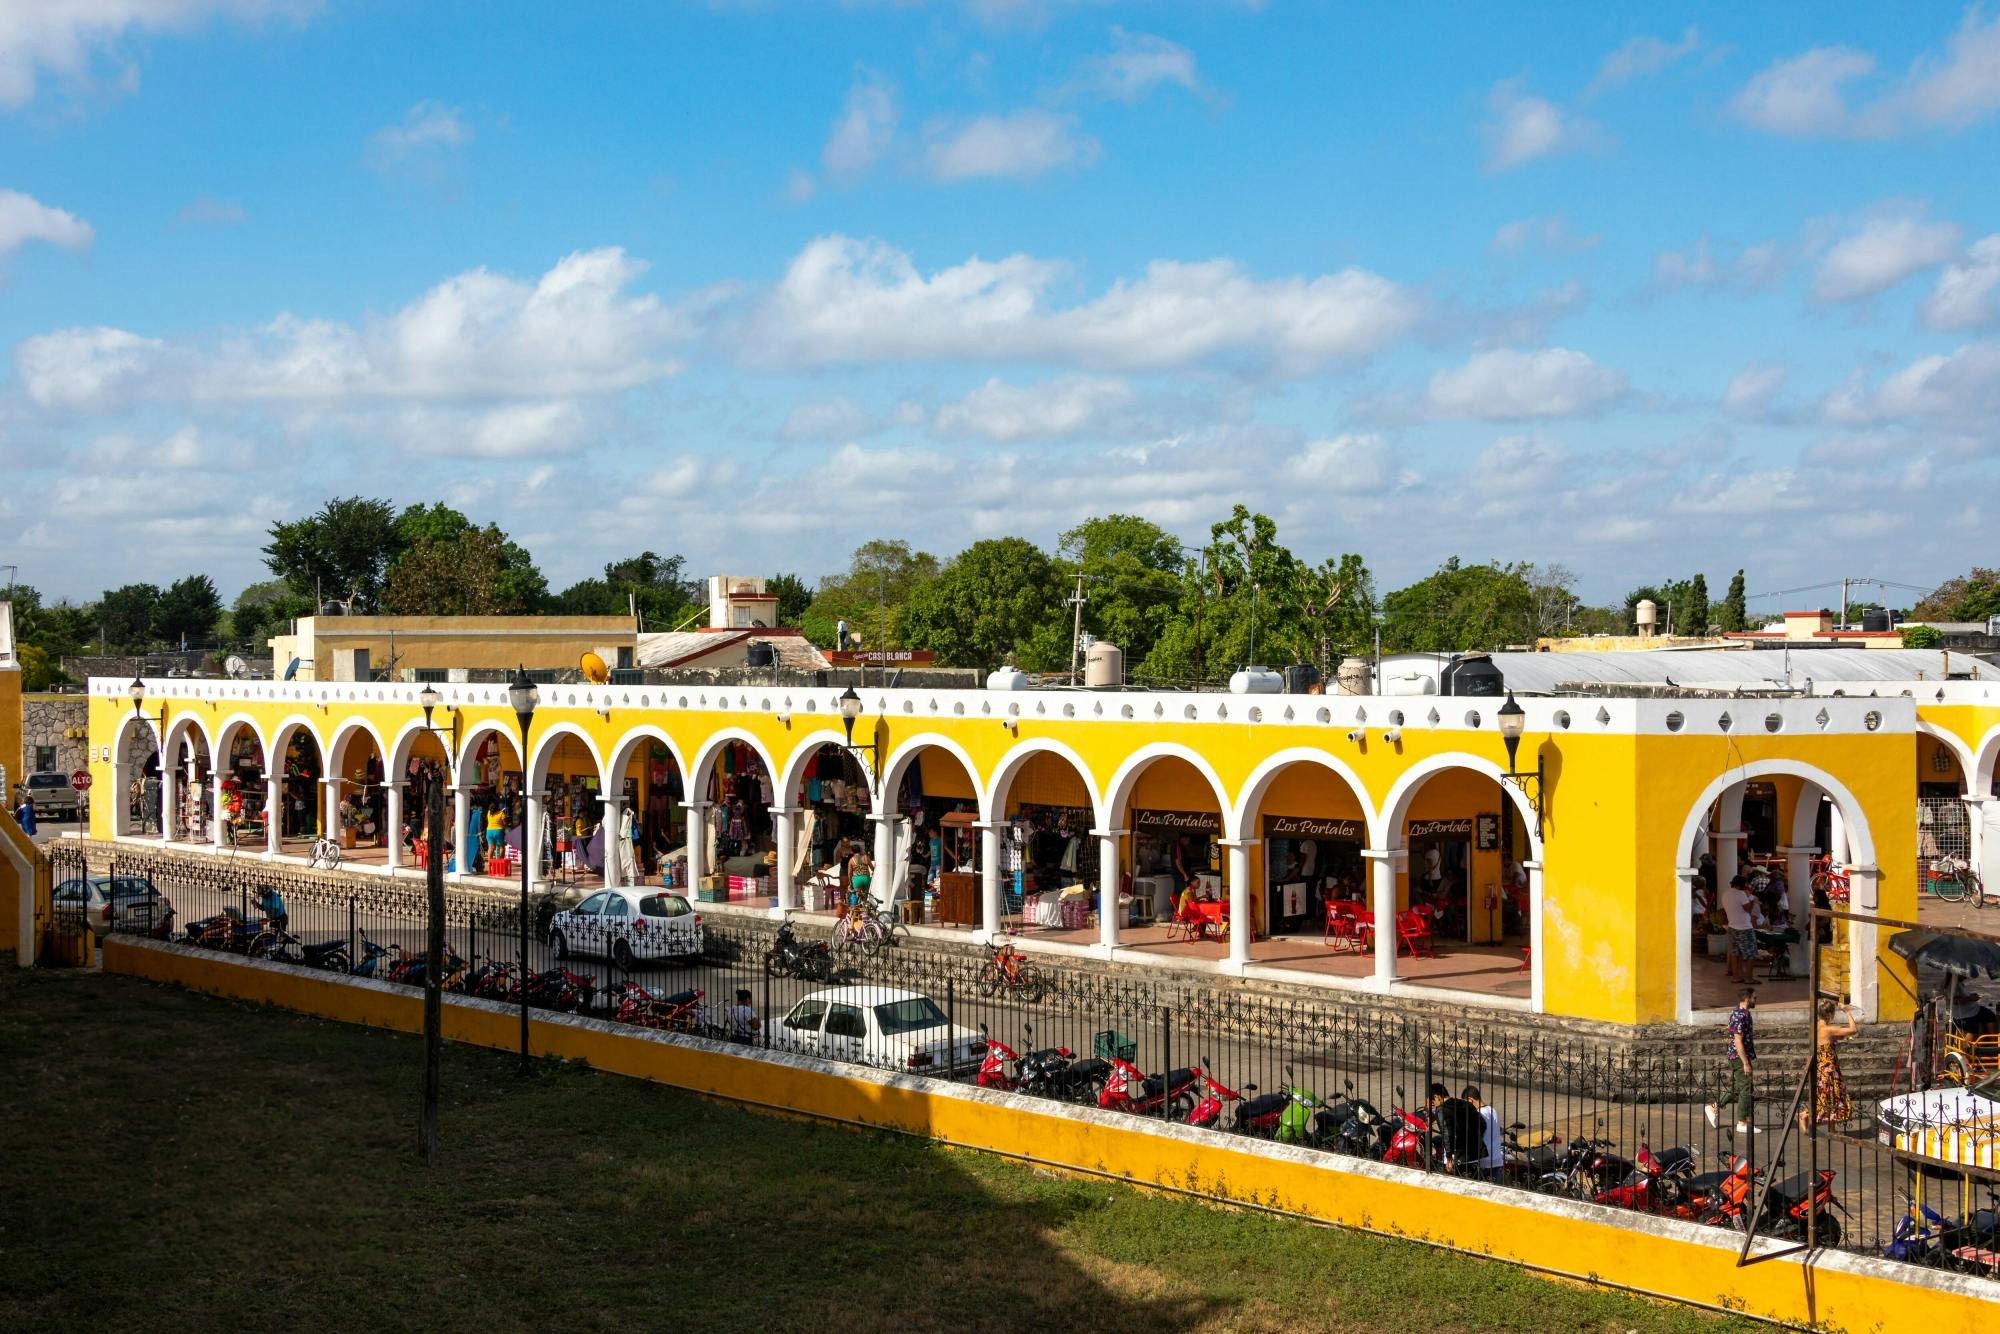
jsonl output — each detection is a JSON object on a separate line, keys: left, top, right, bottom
{"left": 1702, "top": 907, "right": 1729, "bottom": 957}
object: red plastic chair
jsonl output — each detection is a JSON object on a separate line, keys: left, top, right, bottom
{"left": 1324, "top": 899, "right": 1357, "bottom": 948}
{"left": 1396, "top": 909, "right": 1435, "bottom": 958}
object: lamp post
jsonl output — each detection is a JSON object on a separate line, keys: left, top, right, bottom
{"left": 837, "top": 685, "right": 879, "bottom": 794}
{"left": 1495, "top": 690, "right": 1545, "bottom": 833}
{"left": 508, "top": 666, "right": 540, "bottom": 1074}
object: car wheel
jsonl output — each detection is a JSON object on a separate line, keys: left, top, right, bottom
{"left": 550, "top": 929, "right": 569, "bottom": 961}
{"left": 613, "top": 939, "right": 634, "bottom": 971}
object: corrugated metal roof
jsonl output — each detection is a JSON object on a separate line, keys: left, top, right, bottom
{"left": 1477, "top": 648, "right": 1997, "bottom": 694}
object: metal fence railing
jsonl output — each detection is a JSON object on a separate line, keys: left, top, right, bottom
{"left": 47, "top": 842, "right": 2000, "bottom": 1280}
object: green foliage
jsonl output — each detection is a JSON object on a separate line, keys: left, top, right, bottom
{"left": 552, "top": 551, "right": 699, "bottom": 628}
{"left": 383, "top": 528, "right": 549, "bottom": 615}
{"left": 1717, "top": 569, "right": 1748, "bottom": 633}
{"left": 1913, "top": 567, "right": 2000, "bottom": 624}
{"left": 155, "top": 574, "right": 223, "bottom": 645}
{"left": 262, "top": 496, "right": 401, "bottom": 610}
{"left": 230, "top": 580, "right": 311, "bottom": 650}
{"left": 18, "top": 643, "right": 70, "bottom": 691}
{"left": 902, "top": 537, "right": 1063, "bottom": 669}
{"left": 1381, "top": 558, "right": 1535, "bottom": 652}
{"left": 1625, "top": 579, "right": 1698, "bottom": 635}
{"left": 802, "top": 540, "right": 939, "bottom": 650}
{"left": 1685, "top": 574, "right": 1710, "bottom": 635}
{"left": 766, "top": 572, "right": 812, "bottom": 626}
{"left": 1057, "top": 513, "right": 1183, "bottom": 668}
{"left": 1900, "top": 624, "right": 1945, "bottom": 649}
{"left": 8, "top": 586, "right": 90, "bottom": 659}
{"left": 96, "top": 583, "right": 162, "bottom": 650}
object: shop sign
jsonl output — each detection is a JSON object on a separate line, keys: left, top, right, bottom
{"left": 1407, "top": 818, "right": 1473, "bottom": 839}
{"left": 1132, "top": 808, "right": 1221, "bottom": 834}
{"left": 827, "top": 649, "right": 937, "bottom": 665}
{"left": 1263, "top": 814, "right": 1362, "bottom": 840}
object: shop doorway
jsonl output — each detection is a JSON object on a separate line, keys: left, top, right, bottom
{"left": 883, "top": 742, "right": 984, "bottom": 928}
{"left": 163, "top": 722, "right": 212, "bottom": 844}
{"left": 789, "top": 741, "right": 873, "bottom": 911}
{"left": 606, "top": 730, "right": 686, "bottom": 885}
{"left": 991, "top": 748, "right": 1100, "bottom": 933}
{"left": 213, "top": 719, "right": 266, "bottom": 849}
{"left": 326, "top": 723, "right": 387, "bottom": 861}
{"left": 456, "top": 727, "right": 525, "bottom": 878}
{"left": 113, "top": 714, "right": 160, "bottom": 837}
{"left": 271, "top": 725, "right": 324, "bottom": 848}
{"left": 1263, "top": 816, "right": 1365, "bottom": 936}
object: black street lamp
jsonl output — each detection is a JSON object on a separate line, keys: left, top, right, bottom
{"left": 837, "top": 685, "right": 880, "bottom": 794}
{"left": 128, "top": 677, "right": 167, "bottom": 834}
{"left": 508, "top": 665, "right": 540, "bottom": 1073}
{"left": 1495, "top": 690, "right": 1545, "bottom": 833}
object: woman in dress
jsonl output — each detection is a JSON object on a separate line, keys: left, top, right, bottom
{"left": 1800, "top": 998, "right": 1859, "bottom": 1133}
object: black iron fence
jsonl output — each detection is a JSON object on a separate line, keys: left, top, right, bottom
{"left": 48, "top": 842, "right": 2000, "bottom": 1280}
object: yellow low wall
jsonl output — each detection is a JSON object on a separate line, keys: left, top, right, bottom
{"left": 103, "top": 937, "right": 1999, "bottom": 1331}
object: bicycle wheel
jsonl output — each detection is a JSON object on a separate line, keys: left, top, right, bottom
{"left": 978, "top": 959, "right": 1003, "bottom": 998}
{"left": 1013, "top": 963, "right": 1046, "bottom": 1004}
{"left": 1930, "top": 874, "right": 1968, "bottom": 904}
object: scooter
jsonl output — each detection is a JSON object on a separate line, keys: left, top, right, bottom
{"left": 1273, "top": 1067, "right": 1326, "bottom": 1146}
{"left": 611, "top": 981, "right": 706, "bottom": 1032}
{"left": 1098, "top": 1056, "right": 1202, "bottom": 1118}
{"left": 1185, "top": 1061, "right": 1252, "bottom": 1130}
{"left": 184, "top": 906, "right": 266, "bottom": 953}
{"left": 1382, "top": 1087, "right": 1442, "bottom": 1169}
{"left": 1593, "top": 1136, "right": 1696, "bottom": 1214}
{"left": 1315, "top": 1081, "right": 1392, "bottom": 1158}
{"left": 1704, "top": 1155, "right": 1845, "bottom": 1246}
{"left": 349, "top": 932, "right": 394, "bottom": 979}
{"left": 975, "top": 1026, "right": 1026, "bottom": 1091}
{"left": 1011, "top": 1024, "right": 1092, "bottom": 1101}
{"left": 256, "top": 927, "right": 351, "bottom": 972}
{"left": 763, "top": 915, "right": 834, "bottom": 982}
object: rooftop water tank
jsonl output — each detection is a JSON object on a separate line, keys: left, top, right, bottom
{"left": 1381, "top": 670, "right": 1438, "bottom": 696}
{"left": 1335, "top": 659, "right": 1373, "bottom": 695}
{"left": 1229, "top": 667, "right": 1284, "bottom": 695}
{"left": 1441, "top": 653, "right": 1505, "bottom": 697}
{"left": 985, "top": 667, "right": 1029, "bottom": 690}
{"left": 1635, "top": 598, "right": 1657, "bottom": 637}
{"left": 1861, "top": 606, "right": 1891, "bottom": 633}
{"left": 1283, "top": 663, "right": 1321, "bottom": 694}
{"left": 1084, "top": 641, "right": 1124, "bottom": 689}
{"left": 745, "top": 641, "right": 775, "bottom": 668}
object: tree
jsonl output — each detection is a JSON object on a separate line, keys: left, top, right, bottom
{"left": 552, "top": 551, "right": 699, "bottom": 627}
{"left": 96, "top": 583, "right": 162, "bottom": 650}
{"left": 1381, "top": 559, "right": 1536, "bottom": 652}
{"left": 1900, "top": 624, "right": 1945, "bottom": 649}
{"left": 1289, "top": 553, "right": 1375, "bottom": 677}
{"left": 1913, "top": 568, "right": 2000, "bottom": 624}
{"left": 801, "top": 540, "right": 940, "bottom": 650}
{"left": 231, "top": 579, "right": 311, "bottom": 650}
{"left": 1523, "top": 562, "right": 1580, "bottom": 639}
{"left": 1057, "top": 513, "right": 1184, "bottom": 669}
{"left": 18, "top": 643, "right": 69, "bottom": 691}
{"left": 263, "top": 496, "right": 400, "bottom": 611}
{"left": 901, "top": 537, "right": 1062, "bottom": 669}
{"left": 8, "top": 586, "right": 90, "bottom": 659}
{"left": 384, "top": 529, "right": 547, "bottom": 615}
{"left": 1717, "top": 570, "right": 1748, "bottom": 633}
{"left": 1686, "top": 574, "right": 1711, "bottom": 635}
{"left": 155, "top": 575, "right": 223, "bottom": 645}
{"left": 767, "top": 573, "right": 812, "bottom": 626}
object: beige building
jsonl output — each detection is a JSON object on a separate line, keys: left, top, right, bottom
{"left": 267, "top": 614, "right": 638, "bottom": 682}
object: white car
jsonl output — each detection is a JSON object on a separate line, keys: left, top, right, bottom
{"left": 1877, "top": 1074, "right": 2000, "bottom": 1168}
{"left": 775, "top": 986, "right": 988, "bottom": 1074}
{"left": 548, "top": 889, "right": 704, "bottom": 968}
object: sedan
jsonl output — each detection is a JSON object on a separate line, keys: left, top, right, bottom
{"left": 51, "top": 875, "right": 172, "bottom": 940}
{"left": 775, "top": 986, "right": 987, "bottom": 1074}
{"left": 548, "top": 889, "right": 704, "bottom": 968}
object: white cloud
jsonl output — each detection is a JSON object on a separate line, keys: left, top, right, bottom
{"left": 174, "top": 195, "right": 245, "bottom": 225}
{"left": 1480, "top": 80, "right": 1601, "bottom": 172}
{"left": 16, "top": 247, "right": 682, "bottom": 411}
{"left": 783, "top": 168, "right": 816, "bottom": 203}
{"left": 0, "top": 187, "right": 93, "bottom": 257}
{"left": 1425, "top": 347, "right": 1626, "bottom": 420}
{"left": 0, "top": 0, "right": 312, "bottom": 109}
{"left": 1489, "top": 215, "right": 1599, "bottom": 256}
{"left": 923, "top": 109, "right": 1099, "bottom": 181}
{"left": 1821, "top": 341, "right": 2000, "bottom": 425}
{"left": 1733, "top": 10, "right": 2000, "bottom": 138}
{"left": 821, "top": 70, "right": 898, "bottom": 183}
{"left": 1721, "top": 363, "right": 1788, "bottom": 420}
{"left": 1668, "top": 469, "right": 1816, "bottom": 516}
{"left": 1287, "top": 433, "right": 1409, "bottom": 495}
{"left": 738, "top": 235, "right": 1417, "bottom": 374}
{"left": 1070, "top": 27, "right": 1208, "bottom": 104}
{"left": 1813, "top": 213, "right": 1961, "bottom": 303}
{"left": 1584, "top": 26, "right": 1701, "bottom": 101}
{"left": 1923, "top": 234, "right": 2000, "bottom": 329}
{"left": 366, "top": 100, "right": 471, "bottom": 182}
{"left": 1653, "top": 236, "right": 1786, "bottom": 292}
{"left": 932, "top": 376, "right": 1132, "bottom": 441}
{"left": 780, "top": 395, "right": 874, "bottom": 440}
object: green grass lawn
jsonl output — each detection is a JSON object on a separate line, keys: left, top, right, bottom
{"left": 0, "top": 966, "right": 1764, "bottom": 1333}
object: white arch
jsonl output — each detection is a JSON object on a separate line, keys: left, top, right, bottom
{"left": 1230, "top": 746, "right": 1376, "bottom": 843}
{"left": 1917, "top": 721, "right": 1978, "bottom": 793}
{"left": 874, "top": 732, "right": 988, "bottom": 818}
{"left": 776, "top": 730, "right": 868, "bottom": 809}
{"left": 605, "top": 724, "right": 689, "bottom": 790}
{"left": 688, "top": 727, "right": 780, "bottom": 803}
{"left": 986, "top": 737, "right": 1105, "bottom": 829}
{"left": 268, "top": 714, "right": 324, "bottom": 769}
{"left": 456, "top": 719, "right": 525, "bottom": 786}
{"left": 1377, "top": 751, "right": 1543, "bottom": 856}
{"left": 162, "top": 712, "right": 214, "bottom": 765}
{"left": 527, "top": 721, "right": 609, "bottom": 791}
{"left": 1969, "top": 722, "right": 2000, "bottom": 798}
{"left": 324, "top": 715, "right": 391, "bottom": 780}
{"left": 211, "top": 712, "right": 267, "bottom": 768}
{"left": 1101, "top": 742, "right": 1233, "bottom": 836}
{"left": 109, "top": 712, "right": 161, "bottom": 837}
{"left": 386, "top": 715, "right": 455, "bottom": 782}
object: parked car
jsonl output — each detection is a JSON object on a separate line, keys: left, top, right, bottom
{"left": 24, "top": 772, "right": 81, "bottom": 820}
{"left": 774, "top": 986, "right": 987, "bottom": 1074}
{"left": 51, "top": 874, "right": 171, "bottom": 940}
{"left": 548, "top": 889, "right": 704, "bottom": 968}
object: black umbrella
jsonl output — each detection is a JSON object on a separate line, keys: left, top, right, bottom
{"left": 1890, "top": 929, "right": 2000, "bottom": 980}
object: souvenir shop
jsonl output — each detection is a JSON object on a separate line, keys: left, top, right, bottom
{"left": 688, "top": 740, "right": 776, "bottom": 899}
{"left": 1129, "top": 809, "right": 1222, "bottom": 921}
{"left": 221, "top": 732, "right": 266, "bottom": 846}
{"left": 630, "top": 744, "right": 685, "bottom": 878}
{"left": 1261, "top": 814, "right": 1365, "bottom": 936}
{"left": 395, "top": 755, "right": 452, "bottom": 862}
{"left": 892, "top": 754, "right": 982, "bottom": 921}
{"left": 794, "top": 745, "right": 871, "bottom": 903}
{"left": 539, "top": 746, "right": 605, "bottom": 881}
{"left": 172, "top": 737, "right": 212, "bottom": 842}
{"left": 1005, "top": 803, "right": 1099, "bottom": 930}
{"left": 459, "top": 735, "right": 524, "bottom": 875}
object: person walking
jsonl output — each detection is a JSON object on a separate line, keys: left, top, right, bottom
{"left": 1799, "top": 998, "right": 1859, "bottom": 1134}
{"left": 13, "top": 787, "right": 37, "bottom": 837}
{"left": 1706, "top": 987, "right": 1758, "bottom": 1138}
{"left": 1722, "top": 875, "right": 1758, "bottom": 984}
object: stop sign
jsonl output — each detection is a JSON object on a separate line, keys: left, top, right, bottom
{"left": 70, "top": 770, "right": 91, "bottom": 792}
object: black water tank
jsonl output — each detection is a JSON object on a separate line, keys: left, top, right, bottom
{"left": 746, "top": 641, "right": 775, "bottom": 668}
{"left": 1284, "top": 663, "right": 1321, "bottom": 694}
{"left": 1861, "top": 606, "right": 1891, "bottom": 633}
{"left": 1442, "top": 653, "right": 1505, "bottom": 697}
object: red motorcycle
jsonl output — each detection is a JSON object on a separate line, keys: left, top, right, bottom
{"left": 611, "top": 981, "right": 706, "bottom": 1032}
{"left": 976, "top": 1028, "right": 1025, "bottom": 1091}
{"left": 1382, "top": 1102, "right": 1438, "bottom": 1169}
{"left": 1098, "top": 1056, "right": 1202, "bottom": 1119}
{"left": 1184, "top": 1062, "right": 1256, "bottom": 1130}
{"left": 1593, "top": 1141, "right": 1696, "bottom": 1214}
{"left": 1704, "top": 1155, "right": 1845, "bottom": 1246}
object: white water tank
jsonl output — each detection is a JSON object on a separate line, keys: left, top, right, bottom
{"left": 985, "top": 667, "right": 1029, "bottom": 690}
{"left": 1335, "top": 659, "right": 1373, "bottom": 695}
{"left": 1381, "top": 670, "right": 1438, "bottom": 696}
{"left": 1636, "top": 598, "right": 1658, "bottom": 638}
{"left": 1229, "top": 667, "right": 1284, "bottom": 695}
{"left": 1084, "top": 641, "right": 1124, "bottom": 688}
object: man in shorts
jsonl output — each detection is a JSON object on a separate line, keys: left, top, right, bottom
{"left": 1722, "top": 874, "right": 1758, "bottom": 983}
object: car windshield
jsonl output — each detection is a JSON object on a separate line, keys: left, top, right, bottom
{"left": 28, "top": 775, "right": 65, "bottom": 788}
{"left": 873, "top": 997, "right": 948, "bottom": 1036}
{"left": 638, "top": 895, "right": 687, "bottom": 917}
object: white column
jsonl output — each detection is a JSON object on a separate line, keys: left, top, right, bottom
{"left": 263, "top": 772, "right": 282, "bottom": 858}
{"left": 977, "top": 820, "right": 1003, "bottom": 940}
{"left": 1712, "top": 829, "right": 1744, "bottom": 895}
{"left": 210, "top": 768, "right": 227, "bottom": 850}
{"left": 159, "top": 764, "right": 177, "bottom": 845}
{"left": 451, "top": 786, "right": 470, "bottom": 881}
{"left": 682, "top": 802, "right": 712, "bottom": 888}
{"left": 384, "top": 783, "right": 403, "bottom": 873}
{"left": 1845, "top": 863, "right": 1881, "bottom": 1021}
{"left": 1222, "top": 837, "right": 1258, "bottom": 972}
{"left": 772, "top": 805, "right": 799, "bottom": 911}
{"left": 1964, "top": 796, "right": 1988, "bottom": 883}
{"left": 1522, "top": 858, "right": 1545, "bottom": 1013}
{"left": 322, "top": 778, "right": 340, "bottom": 845}
{"left": 1675, "top": 866, "right": 1701, "bottom": 1021}
{"left": 1827, "top": 802, "right": 1850, "bottom": 865}
{"left": 1093, "top": 828, "right": 1126, "bottom": 954}
{"left": 1365, "top": 848, "right": 1402, "bottom": 985}
{"left": 525, "top": 793, "right": 545, "bottom": 891}
{"left": 869, "top": 810, "right": 896, "bottom": 891}
{"left": 1777, "top": 844, "right": 1817, "bottom": 975}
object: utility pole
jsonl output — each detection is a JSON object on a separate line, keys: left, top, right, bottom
{"left": 1066, "top": 572, "right": 1089, "bottom": 686}
{"left": 1839, "top": 576, "right": 1849, "bottom": 629}
{"left": 875, "top": 568, "right": 886, "bottom": 690}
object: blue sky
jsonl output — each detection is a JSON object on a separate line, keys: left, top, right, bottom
{"left": 2, "top": 2, "right": 1997, "bottom": 616}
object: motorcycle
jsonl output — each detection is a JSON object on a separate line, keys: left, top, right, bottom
{"left": 611, "top": 980, "right": 707, "bottom": 1032}
{"left": 184, "top": 906, "right": 266, "bottom": 953}
{"left": 463, "top": 956, "right": 515, "bottom": 999}
{"left": 1313, "top": 1081, "right": 1392, "bottom": 1158}
{"left": 1015, "top": 1024, "right": 1093, "bottom": 1102}
{"left": 1704, "top": 1155, "right": 1845, "bottom": 1246}
{"left": 1098, "top": 1055, "right": 1202, "bottom": 1119}
{"left": 256, "top": 928, "right": 351, "bottom": 972}
{"left": 515, "top": 965, "right": 598, "bottom": 1013}
{"left": 1382, "top": 1087, "right": 1443, "bottom": 1169}
{"left": 764, "top": 915, "right": 834, "bottom": 982}
{"left": 1272, "top": 1067, "right": 1327, "bottom": 1146}
{"left": 350, "top": 932, "right": 394, "bottom": 979}
{"left": 1186, "top": 1062, "right": 1253, "bottom": 1130}
{"left": 1593, "top": 1136, "right": 1696, "bottom": 1214}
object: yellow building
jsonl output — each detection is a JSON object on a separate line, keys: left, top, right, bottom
{"left": 85, "top": 673, "right": 2000, "bottom": 1028}
{"left": 266, "top": 614, "right": 637, "bottom": 682}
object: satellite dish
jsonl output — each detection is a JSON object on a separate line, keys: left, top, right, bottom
{"left": 580, "top": 651, "right": 610, "bottom": 684}
{"left": 282, "top": 657, "right": 301, "bottom": 681}
{"left": 225, "top": 656, "right": 248, "bottom": 679}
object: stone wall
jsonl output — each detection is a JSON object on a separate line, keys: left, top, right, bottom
{"left": 21, "top": 694, "right": 88, "bottom": 777}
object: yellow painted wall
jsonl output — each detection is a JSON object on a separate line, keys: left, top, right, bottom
{"left": 270, "top": 615, "right": 635, "bottom": 680}
{"left": 104, "top": 936, "right": 2000, "bottom": 1334}
{"left": 0, "top": 665, "right": 21, "bottom": 798}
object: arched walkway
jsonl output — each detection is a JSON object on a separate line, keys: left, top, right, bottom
{"left": 160, "top": 717, "right": 213, "bottom": 846}
{"left": 268, "top": 719, "right": 325, "bottom": 856}
{"left": 324, "top": 718, "right": 389, "bottom": 872}
{"left": 110, "top": 713, "right": 160, "bottom": 838}
{"left": 988, "top": 744, "right": 1104, "bottom": 939}
{"left": 685, "top": 730, "right": 781, "bottom": 905}
{"left": 603, "top": 726, "right": 688, "bottom": 890}
{"left": 1103, "top": 746, "right": 1236, "bottom": 963}
{"left": 210, "top": 715, "right": 266, "bottom": 852}
{"left": 454, "top": 724, "right": 525, "bottom": 882}
{"left": 880, "top": 736, "right": 986, "bottom": 933}
{"left": 775, "top": 737, "right": 874, "bottom": 914}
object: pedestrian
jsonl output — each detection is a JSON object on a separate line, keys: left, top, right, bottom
{"left": 1705, "top": 987, "right": 1758, "bottom": 1138}
{"left": 849, "top": 851, "right": 874, "bottom": 910}
{"left": 1722, "top": 874, "right": 1758, "bottom": 983}
{"left": 1798, "top": 998, "right": 1858, "bottom": 1134}
{"left": 13, "top": 788, "right": 37, "bottom": 837}
{"left": 1463, "top": 1085, "right": 1504, "bottom": 1183}
{"left": 727, "top": 988, "right": 760, "bottom": 1045}
{"left": 256, "top": 884, "right": 289, "bottom": 933}
{"left": 1427, "top": 1082, "right": 1485, "bottom": 1174}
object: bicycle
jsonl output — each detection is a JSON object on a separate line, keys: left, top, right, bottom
{"left": 1809, "top": 856, "right": 1848, "bottom": 906}
{"left": 1925, "top": 857, "right": 1986, "bottom": 908}
{"left": 308, "top": 834, "right": 342, "bottom": 870}
{"left": 832, "top": 896, "right": 901, "bottom": 957}
{"left": 978, "top": 933, "right": 1045, "bottom": 1003}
